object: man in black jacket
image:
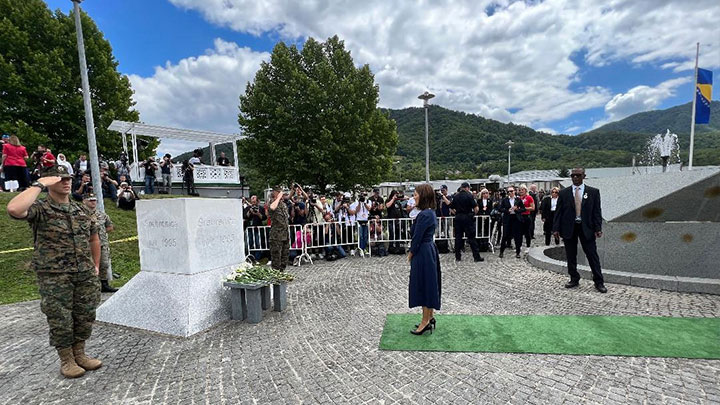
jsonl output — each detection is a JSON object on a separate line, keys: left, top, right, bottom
{"left": 553, "top": 168, "right": 606, "bottom": 293}
{"left": 447, "top": 182, "right": 483, "bottom": 262}
{"left": 498, "top": 186, "right": 525, "bottom": 258}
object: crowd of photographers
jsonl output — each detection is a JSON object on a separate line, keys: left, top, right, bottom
{"left": 242, "top": 182, "right": 557, "bottom": 264}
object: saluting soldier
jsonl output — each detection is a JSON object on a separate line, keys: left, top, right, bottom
{"left": 83, "top": 193, "right": 118, "bottom": 292}
{"left": 268, "top": 186, "right": 290, "bottom": 271}
{"left": 7, "top": 165, "right": 103, "bottom": 379}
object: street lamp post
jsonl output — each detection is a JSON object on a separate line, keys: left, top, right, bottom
{"left": 505, "top": 140, "right": 514, "bottom": 186}
{"left": 71, "top": 0, "right": 104, "bottom": 211}
{"left": 418, "top": 91, "right": 435, "bottom": 183}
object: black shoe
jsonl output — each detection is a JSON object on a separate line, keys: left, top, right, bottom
{"left": 515, "top": 253, "right": 521, "bottom": 258}
{"left": 498, "top": 252, "right": 504, "bottom": 258}
{"left": 415, "top": 318, "right": 436, "bottom": 328}
{"left": 595, "top": 284, "right": 608, "bottom": 293}
{"left": 455, "top": 258, "right": 461, "bottom": 262}
{"left": 411, "top": 322, "right": 434, "bottom": 335}
{"left": 474, "top": 257, "right": 484, "bottom": 262}
{"left": 564, "top": 280, "right": 579, "bottom": 288}
{"left": 101, "top": 280, "right": 118, "bottom": 293}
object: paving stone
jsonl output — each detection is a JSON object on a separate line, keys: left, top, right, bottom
{"left": 1, "top": 235, "right": 719, "bottom": 404}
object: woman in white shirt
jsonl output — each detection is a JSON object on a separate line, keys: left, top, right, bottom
{"left": 349, "top": 195, "right": 372, "bottom": 254}
{"left": 540, "top": 187, "right": 560, "bottom": 245}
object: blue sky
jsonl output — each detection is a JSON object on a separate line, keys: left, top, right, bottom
{"left": 45, "top": 0, "right": 718, "bottom": 155}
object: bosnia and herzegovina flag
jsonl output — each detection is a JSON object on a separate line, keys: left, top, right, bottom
{"left": 695, "top": 68, "right": 712, "bottom": 124}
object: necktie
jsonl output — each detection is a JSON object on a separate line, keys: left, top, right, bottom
{"left": 574, "top": 187, "right": 582, "bottom": 218}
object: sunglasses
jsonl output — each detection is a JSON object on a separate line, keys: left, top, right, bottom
{"left": 570, "top": 173, "right": 583, "bottom": 177}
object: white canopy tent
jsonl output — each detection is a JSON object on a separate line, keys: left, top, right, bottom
{"left": 108, "top": 120, "right": 245, "bottom": 184}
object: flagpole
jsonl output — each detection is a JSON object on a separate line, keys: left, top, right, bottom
{"left": 689, "top": 42, "right": 699, "bottom": 170}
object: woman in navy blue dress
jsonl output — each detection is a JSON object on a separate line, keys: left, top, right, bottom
{"left": 408, "top": 184, "right": 442, "bottom": 335}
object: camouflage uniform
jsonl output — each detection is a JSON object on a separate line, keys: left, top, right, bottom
{"left": 90, "top": 209, "right": 113, "bottom": 281}
{"left": 268, "top": 199, "right": 289, "bottom": 270}
{"left": 24, "top": 197, "right": 100, "bottom": 348}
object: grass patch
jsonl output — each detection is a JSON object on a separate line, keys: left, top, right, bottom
{"left": 0, "top": 192, "right": 179, "bottom": 304}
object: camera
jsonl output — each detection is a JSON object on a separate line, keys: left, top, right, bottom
{"left": 359, "top": 194, "right": 366, "bottom": 203}
{"left": 310, "top": 197, "right": 317, "bottom": 204}
{"left": 396, "top": 193, "right": 404, "bottom": 200}
{"left": 342, "top": 196, "right": 351, "bottom": 204}
{"left": 251, "top": 206, "right": 259, "bottom": 213}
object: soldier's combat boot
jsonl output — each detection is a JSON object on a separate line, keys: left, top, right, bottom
{"left": 72, "top": 341, "right": 103, "bottom": 370}
{"left": 57, "top": 347, "right": 85, "bottom": 378}
{"left": 101, "top": 280, "right": 118, "bottom": 293}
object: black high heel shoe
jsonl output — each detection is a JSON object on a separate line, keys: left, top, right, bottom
{"left": 411, "top": 321, "right": 434, "bottom": 335}
{"left": 415, "top": 318, "right": 436, "bottom": 329}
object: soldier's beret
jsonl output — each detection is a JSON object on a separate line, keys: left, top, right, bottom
{"left": 40, "top": 165, "right": 73, "bottom": 179}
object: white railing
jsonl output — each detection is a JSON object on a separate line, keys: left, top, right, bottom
{"left": 131, "top": 163, "right": 239, "bottom": 184}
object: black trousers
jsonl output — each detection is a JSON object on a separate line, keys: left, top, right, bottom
{"left": 454, "top": 214, "right": 481, "bottom": 260}
{"left": 564, "top": 223, "right": 604, "bottom": 285}
{"left": 500, "top": 217, "right": 523, "bottom": 255}
{"left": 521, "top": 215, "right": 532, "bottom": 247}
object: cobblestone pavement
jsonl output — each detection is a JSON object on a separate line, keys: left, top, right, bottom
{"left": 1, "top": 244, "right": 719, "bottom": 404}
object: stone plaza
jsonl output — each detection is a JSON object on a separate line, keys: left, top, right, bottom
{"left": 1, "top": 250, "right": 719, "bottom": 404}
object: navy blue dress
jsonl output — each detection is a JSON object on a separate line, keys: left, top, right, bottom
{"left": 408, "top": 209, "right": 442, "bottom": 310}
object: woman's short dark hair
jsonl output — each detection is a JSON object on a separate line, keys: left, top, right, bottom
{"left": 415, "top": 184, "right": 436, "bottom": 210}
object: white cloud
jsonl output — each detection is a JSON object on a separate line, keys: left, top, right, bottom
{"left": 536, "top": 128, "right": 558, "bottom": 135}
{"left": 128, "top": 39, "right": 269, "bottom": 156}
{"left": 592, "top": 77, "right": 691, "bottom": 128}
{"left": 131, "top": 0, "right": 718, "bottom": 141}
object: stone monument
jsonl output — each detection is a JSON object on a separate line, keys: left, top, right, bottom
{"left": 97, "top": 198, "right": 245, "bottom": 337}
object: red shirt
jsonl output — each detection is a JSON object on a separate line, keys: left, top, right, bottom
{"left": 42, "top": 151, "right": 55, "bottom": 167}
{"left": 520, "top": 195, "right": 534, "bottom": 215}
{"left": 2, "top": 144, "right": 28, "bottom": 167}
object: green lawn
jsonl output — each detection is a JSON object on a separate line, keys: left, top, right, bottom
{"left": 0, "top": 192, "right": 178, "bottom": 305}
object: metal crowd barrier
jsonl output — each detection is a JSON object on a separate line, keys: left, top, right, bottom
{"left": 244, "top": 215, "right": 493, "bottom": 265}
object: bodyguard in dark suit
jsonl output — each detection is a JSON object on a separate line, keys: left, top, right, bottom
{"left": 552, "top": 168, "right": 607, "bottom": 293}
{"left": 446, "top": 182, "right": 483, "bottom": 262}
{"left": 498, "top": 186, "right": 525, "bottom": 258}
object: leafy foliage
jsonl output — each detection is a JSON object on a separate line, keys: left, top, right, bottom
{"left": 0, "top": 0, "right": 157, "bottom": 161}
{"left": 237, "top": 36, "right": 398, "bottom": 192}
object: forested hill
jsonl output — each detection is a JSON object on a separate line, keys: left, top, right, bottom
{"left": 587, "top": 101, "right": 720, "bottom": 135}
{"left": 385, "top": 103, "right": 719, "bottom": 179}
{"left": 173, "top": 102, "right": 719, "bottom": 182}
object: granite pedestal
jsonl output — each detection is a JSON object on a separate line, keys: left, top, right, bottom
{"left": 97, "top": 198, "right": 245, "bottom": 337}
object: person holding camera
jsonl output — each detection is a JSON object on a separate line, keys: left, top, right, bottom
{"left": 333, "top": 192, "right": 353, "bottom": 247}
{"left": 181, "top": 159, "right": 197, "bottom": 196}
{"left": 434, "top": 185, "right": 452, "bottom": 254}
{"left": 72, "top": 172, "right": 93, "bottom": 201}
{"left": 160, "top": 154, "right": 173, "bottom": 194}
{"left": 290, "top": 184, "right": 308, "bottom": 226}
{"left": 323, "top": 212, "right": 347, "bottom": 261}
{"left": 368, "top": 188, "right": 385, "bottom": 219}
{"left": 447, "top": 182, "right": 483, "bottom": 263}
{"left": 498, "top": 186, "right": 525, "bottom": 258}
{"left": 244, "top": 195, "right": 267, "bottom": 260}
{"left": 350, "top": 193, "right": 372, "bottom": 255}
{"left": 142, "top": 157, "right": 159, "bottom": 195}
{"left": 115, "top": 153, "right": 131, "bottom": 183}
{"left": 385, "top": 190, "right": 406, "bottom": 254}
{"left": 268, "top": 186, "right": 290, "bottom": 271}
{"left": 100, "top": 169, "right": 118, "bottom": 203}
{"left": 117, "top": 181, "right": 138, "bottom": 210}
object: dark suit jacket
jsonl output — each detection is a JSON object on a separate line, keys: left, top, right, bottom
{"left": 540, "top": 196, "right": 555, "bottom": 221}
{"left": 552, "top": 184, "right": 602, "bottom": 240}
{"left": 478, "top": 199, "right": 493, "bottom": 216}
{"left": 498, "top": 197, "right": 525, "bottom": 226}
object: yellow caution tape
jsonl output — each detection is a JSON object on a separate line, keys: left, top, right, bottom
{"left": 0, "top": 235, "right": 138, "bottom": 255}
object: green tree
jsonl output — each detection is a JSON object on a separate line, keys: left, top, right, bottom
{"left": 237, "top": 36, "right": 398, "bottom": 192}
{"left": 0, "top": 0, "right": 156, "bottom": 161}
